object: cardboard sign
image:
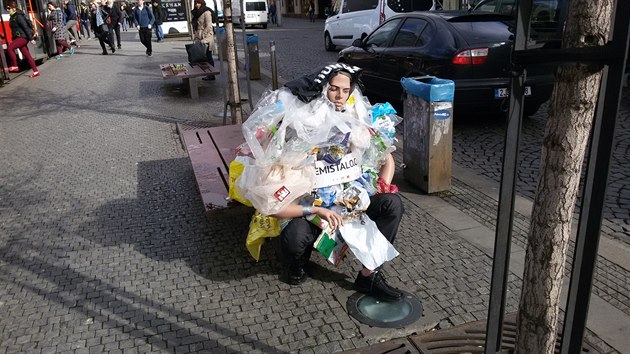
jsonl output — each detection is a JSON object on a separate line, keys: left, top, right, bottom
{"left": 314, "top": 153, "right": 362, "bottom": 188}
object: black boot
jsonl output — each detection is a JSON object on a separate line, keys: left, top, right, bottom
{"left": 288, "top": 260, "right": 307, "bottom": 285}
{"left": 354, "top": 271, "right": 403, "bottom": 301}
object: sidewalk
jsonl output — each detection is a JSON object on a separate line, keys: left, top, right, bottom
{"left": 0, "top": 30, "right": 627, "bottom": 354}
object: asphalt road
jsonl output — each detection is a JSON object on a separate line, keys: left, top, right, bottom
{"left": 240, "top": 17, "right": 630, "bottom": 245}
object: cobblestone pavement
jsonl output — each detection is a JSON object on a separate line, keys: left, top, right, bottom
{"left": 0, "top": 21, "right": 624, "bottom": 354}
{"left": 451, "top": 96, "right": 630, "bottom": 246}
{"left": 438, "top": 179, "right": 630, "bottom": 317}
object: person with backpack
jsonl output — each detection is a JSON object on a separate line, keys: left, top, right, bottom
{"left": 133, "top": 0, "right": 154, "bottom": 56}
{"left": 5, "top": 0, "right": 39, "bottom": 77}
{"left": 79, "top": 2, "right": 91, "bottom": 39}
{"left": 151, "top": 0, "right": 166, "bottom": 42}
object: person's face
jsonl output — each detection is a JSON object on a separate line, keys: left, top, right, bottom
{"left": 6, "top": 5, "right": 16, "bottom": 14}
{"left": 47, "top": 3, "right": 54, "bottom": 10}
{"left": 194, "top": 2, "right": 201, "bottom": 8}
{"left": 327, "top": 73, "right": 352, "bottom": 111}
{"left": 137, "top": 0, "right": 143, "bottom": 6}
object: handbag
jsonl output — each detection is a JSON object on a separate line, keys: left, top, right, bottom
{"left": 105, "top": 16, "right": 112, "bottom": 25}
{"left": 100, "top": 23, "right": 109, "bottom": 33}
{"left": 186, "top": 42, "right": 209, "bottom": 64}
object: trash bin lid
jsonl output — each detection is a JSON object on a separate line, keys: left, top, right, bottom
{"left": 401, "top": 77, "right": 454, "bottom": 102}
{"left": 246, "top": 34, "right": 258, "bottom": 43}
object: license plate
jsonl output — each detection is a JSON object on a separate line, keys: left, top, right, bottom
{"left": 495, "top": 86, "right": 531, "bottom": 98}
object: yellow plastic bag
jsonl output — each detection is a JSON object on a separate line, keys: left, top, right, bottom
{"left": 228, "top": 159, "right": 253, "bottom": 207}
{"left": 246, "top": 211, "right": 281, "bottom": 261}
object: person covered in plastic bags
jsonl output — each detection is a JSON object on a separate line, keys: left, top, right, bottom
{"left": 235, "top": 63, "right": 405, "bottom": 301}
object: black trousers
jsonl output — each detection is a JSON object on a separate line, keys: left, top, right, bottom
{"left": 96, "top": 28, "right": 114, "bottom": 52}
{"left": 280, "top": 193, "right": 404, "bottom": 268}
{"left": 139, "top": 27, "right": 152, "bottom": 54}
{"left": 111, "top": 23, "right": 121, "bottom": 47}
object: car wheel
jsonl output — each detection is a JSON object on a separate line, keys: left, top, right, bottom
{"left": 325, "top": 32, "right": 336, "bottom": 52}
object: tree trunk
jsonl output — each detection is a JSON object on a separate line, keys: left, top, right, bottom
{"left": 223, "top": 0, "right": 243, "bottom": 124}
{"left": 514, "top": 0, "right": 614, "bottom": 353}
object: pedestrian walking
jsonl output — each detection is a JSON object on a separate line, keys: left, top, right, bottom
{"left": 107, "top": 0, "right": 122, "bottom": 48}
{"left": 4, "top": 0, "right": 39, "bottom": 77}
{"left": 191, "top": 0, "right": 215, "bottom": 79}
{"left": 100, "top": 0, "right": 117, "bottom": 52}
{"left": 47, "top": 1, "right": 74, "bottom": 59}
{"left": 126, "top": 1, "right": 136, "bottom": 27}
{"left": 63, "top": 0, "right": 81, "bottom": 44}
{"left": 307, "top": 0, "right": 315, "bottom": 22}
{"left": 79, "top": 2, "right": 91, "bottom": 39}
{"left": 133, "top": 0, "right": 154, "bottom": 55}
{"left": 90, "top": 0, "right": 115, "bottom": 54}
{"left": 268, "top": 0, "right": 276, "bottom": 25}
{"left": 151, "top": 0, "right": 166, "bottom": 42}
{"left": 120, "top": 2, "right": 129, "bottom": 31}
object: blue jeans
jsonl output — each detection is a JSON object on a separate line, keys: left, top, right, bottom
{"left": 154, "top": 24, "right": 163, "bottom": 40}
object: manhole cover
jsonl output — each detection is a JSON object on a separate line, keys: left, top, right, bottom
{"left": 347, "top": 290, "right": 423, "bottom": 328}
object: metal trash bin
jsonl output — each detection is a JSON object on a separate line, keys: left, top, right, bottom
{"left": 401, "top": 76, "right": 455, "bottom": 194}
{"left": 246, "top": 34, "right": 261, "bottom": 80}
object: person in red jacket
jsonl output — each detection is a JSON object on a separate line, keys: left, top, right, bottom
{"left": 5, "top": 1, "right": 39, "bottom": 77}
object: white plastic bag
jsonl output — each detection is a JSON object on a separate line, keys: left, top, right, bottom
{"left": 237, "top": 162, "right": 315, "bottom": 215}
{"left": 338, "top": 215, "right": 399, "bottom": 270}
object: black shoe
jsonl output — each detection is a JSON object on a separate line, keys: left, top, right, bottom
{"left": 147, "top": 52, "right": 152, "bottom": 57}
{"left": 288, "top": 260, "right": 307, "bottom": 285}
{"left": 354, "top": 271, "right": 403, "bottom": 301}
{"left": 111, "top": 47, "right": 116, "bottom": 53}
{"left": 101, "top": 51, "right": 108, "bottom": 55}
{"left": 117, "top": 45, "right": 121, "bottom": 49}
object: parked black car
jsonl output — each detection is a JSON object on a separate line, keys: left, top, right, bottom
{"left": 338, "top": 11, "right": 559, "bottom": 116}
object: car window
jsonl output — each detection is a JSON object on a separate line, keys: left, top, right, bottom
{"left": 387, "top": 0, "right": 434, "bottom": 12}
{"left": 391, "top": 18, "right": 429, "bottom": 47}
{"left": 246, "top": 1, "right": 267, "bottom": 11}
{"left": 450, "top": 20, "right": 512, "bottom": 44}
{"left": 365, "top": 18, "right": 402, "bottom": 47}
{"left": 475, "top": 0, "right": 498, "bottom": 12}
{"left": 331, "top": 0, "right": 341, "bottom": 15}
{"left": 344, "top": 0, "right": 378, "bottom": 13}
{"left": 418, "top": 20, "right": 434, "bottom": 46}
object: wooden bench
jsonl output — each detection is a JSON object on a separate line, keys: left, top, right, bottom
{"left": 179, "top": 123, "right": 251, "bottom": 216}
{"left": 160, "top": 62, "right": 219, "bottom": 99}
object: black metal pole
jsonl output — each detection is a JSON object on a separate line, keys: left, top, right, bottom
{"left": 560, "top": 1, "right": 630, "bottom": 352}
{"left": 484, "top": 1, "right": 532, "bottom": 352}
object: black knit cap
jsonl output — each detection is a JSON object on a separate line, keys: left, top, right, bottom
{"left": 284, "top": 63, "right": 364, "bottom": 103}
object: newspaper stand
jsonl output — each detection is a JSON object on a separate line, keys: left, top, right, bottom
{"left": 401, "top": 77, "right": 455, "bottom": 194}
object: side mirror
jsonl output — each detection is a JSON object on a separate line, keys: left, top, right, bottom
{"left": 352, "top": 38, "right": 364, "bottom": 47}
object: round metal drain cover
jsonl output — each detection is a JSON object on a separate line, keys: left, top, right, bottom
{"left": 346, "top": 290, "right": 423, "bottom": 328}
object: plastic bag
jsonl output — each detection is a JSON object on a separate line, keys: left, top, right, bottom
{"left": 338, "top": 215, "right": 399, "bottom": 270}
{"left": 228, "top": 157, "right": 253, "bottom": 207}
{"left": 246, "top": 211, "right": 281, "bottom": 261}
{"left": 237, "top": 162, "right": 315, "bottom": 215}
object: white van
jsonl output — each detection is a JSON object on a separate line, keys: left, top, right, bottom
{"left": 324, "top": 0, "right": 436, "bottom": 51}
{"left": 233, "top": 0, "right": 269, "bottom": 29}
